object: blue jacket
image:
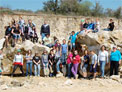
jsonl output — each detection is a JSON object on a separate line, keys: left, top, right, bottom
{"left": 87, "top": 23, "right": 95, "bottom": 30}
{"left": 110, "top": 50, "right": 121, "bottom": 62}
{"left": 69, "top": 32, "right": 79, "bottom": 43}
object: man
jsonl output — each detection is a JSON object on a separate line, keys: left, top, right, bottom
{"left": 69, "top": 31, "right": 79, "bottom": 51}
{"left": 41, "top": 21, "right": 50, "bottom": 41}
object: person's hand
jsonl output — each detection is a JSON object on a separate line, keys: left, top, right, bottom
{"left": 93, "top": 65, "right": 95, "bottom": 69}
{"left": 119, "top": 60, "right": 121, "bottom": 65}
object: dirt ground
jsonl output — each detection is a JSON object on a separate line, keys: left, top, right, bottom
{"left": 0, "top": 76, "right": 122, "bottom": 92}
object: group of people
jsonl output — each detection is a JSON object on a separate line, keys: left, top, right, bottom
{"left": 0, "top": 17, "right": 119, "bottom": 79}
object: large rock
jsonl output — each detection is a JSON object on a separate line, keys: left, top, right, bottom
{"left": 0, "top": 38, "right": 5, "bottom": 50}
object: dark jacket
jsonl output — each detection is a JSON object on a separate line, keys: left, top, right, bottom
{"left": 41, "top": 24, "right": 50, "bottom": 35}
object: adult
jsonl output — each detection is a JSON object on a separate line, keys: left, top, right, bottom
{"left": 41, "top": 21, "right": 50, "bottom": 40}
{"left": 110, "top": 46, "right": 121, "bottom": 76}
{"left": 83, "top": 19, "right": 89, "bottom": 29}
{"left": 11, "top": 49, "right": 24, "bottom": 77}
{"left": 33, "top": 53, "right": 41, "bottom": 76}
{"left": 90, "top": 50, "right": 98, "bottom": 79}
{"left": 4, "top": 23, "right": 12, "bottom": 47}
{"left": 11, "top": 23, "right": 21, "bottom": 44}
{"left": 98, "top": 45, "right": 108, "bottom": 78}
{"left": 25, "top": 50, "right": 33, "bottom": 76}
{"left": 43, "top": 34, "right": 53, "bottom": 48}
{"left": 71, "top": 50, "right": 80, "bottom": 79}
{"left": 108, "top": 19, "right": 115, "bottom": 31}
{"left": 69, "top": 31, "right": 79, "bottom": 51}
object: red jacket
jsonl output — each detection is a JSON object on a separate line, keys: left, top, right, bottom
{"left": 73, "top": 55, "right": 80, "bottom": 64}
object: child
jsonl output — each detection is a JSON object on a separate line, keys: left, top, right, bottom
{"left": 90, "top": 50, "right": 98, "bottom": 79}
{"left": 0, "top": 50, "right": 3, "bottom": 77}
{"left": 71, "top": 50, "right": 80, "bottom": 79}
{"left": 48, "top": 50, "right": 55, "bottom": 77}
{"left": 33, "top": 53, "right": 41, "bottom": 76}
{"left": 41, "top": 50, "right": 49, "bottom": 77}
{"left": 67, "top": 51, "right": 73, "bottom": 78}
{"left": 61, "top": 39, "right": 68, "bottom": 65}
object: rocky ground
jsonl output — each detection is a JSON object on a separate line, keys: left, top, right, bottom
{"left": 0, "top": 76, "right": 122, "bottom": 92}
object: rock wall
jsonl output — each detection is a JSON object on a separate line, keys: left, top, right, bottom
{"left": 0, "top": 13, "right": 122, "bottom": 41}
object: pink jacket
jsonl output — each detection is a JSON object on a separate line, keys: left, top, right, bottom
{"left": 67, "top": 53, "right": 73, "bottom": 64}
{"left": 73, "top": 55, "right": 80, "bottom": 64}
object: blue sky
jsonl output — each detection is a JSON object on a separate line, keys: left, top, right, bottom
{"left": 0, "top": 0, "right": 122, "bottom": 11}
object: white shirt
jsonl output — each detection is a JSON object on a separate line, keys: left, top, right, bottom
{"left": 98, "top": 50, "right": 108, "bottom": 63}
{"left": 43, "top": 37, "right": 51, "bottom": 45}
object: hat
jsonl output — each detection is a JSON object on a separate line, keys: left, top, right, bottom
{"left": 81, "top": 19, "right": 85, "bottom": 22}
{"left": 113, "top": 46, "right": 117, "bottom": 49}
{"left": 17, "top": 49, "right": 21, "bottom": 52}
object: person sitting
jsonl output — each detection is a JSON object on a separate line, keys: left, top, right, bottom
{"left": 23, "top": 22, "right": 29, "bottom": 40}
{"left": 108, "top": 19, "right": 115, "bottom": 31}
{"left": 93, "top": 18, "right": 100, "bottom": 33}
{"left": 83, "top": 19, "right": 89, "bottom": 29}
{"left": 4, "top": 23, "right": 12, "bottom": 47}
{"left": 104, "top": 19, "right": 115, "bottom": 31}
{"left": 87, "top": 20, "right": 95, "bottom": 31}
{"left": 11, "top": 23, "right": 21, "bottom": 45}
{"left": 11, "top": 49, "right": 24, "bottom": 77}
{"left": 69, "top": 31, "right": 79, "bottom": 51}
{"left": 43, "top": 34, "right": 53, "bottom": 48}
{"left": 40, "top": 21, "right": 50, "bottom": 41}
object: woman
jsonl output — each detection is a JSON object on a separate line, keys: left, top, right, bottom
{"left": 26, "top": 50, "right": 33, "bottom": 76}
{"left": 11, "top": 23, "right": 21, "bottom": 44}
{"left": 98, "top": 45, "right": 108, "bottom": 78}
{"left": 110, "top": 46, "right": 121, "bottom": 76}
{"left": 82, "top": 50, "right": 89, "bottom": 79}
{"left": 71, "top": 50, "right": 80, "bottom": 79}
{"left": 11, "top": 49, "right": 24, "bottom": 77}
{"left": 41, "top": 50, "right": 49, "bottom": 77}
{"left": 33, "top": 53, "right": 41, "bottom": 76}
{"left": 48, "top": 50, "right": 55, "bottom": 77}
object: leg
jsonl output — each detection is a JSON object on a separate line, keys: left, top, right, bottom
{"left": 19, "top": 65, "right": 24, "bottom": 76}
{"left": 110, "top": 61, "right": 114, "bottom": 76}
{"left": 67, "top": 64, "right": 71, "bottom": 78}
{"left": 101, "top": 61, "right": 106, "bottom": 77}
{"left": 56, "top": 58, "right": 61, "bottom": 73}
{"left": 37, "top": 64, "right": 40, "bottom": 76}
{"left": 26, "top": 63, "right": 29, "bottom": 76}
{"left": 11, "top": 65, "right": 18, "bottom": 76}
{"left": 71, "top": 64, "right": 76, "bottom": 78}
{"left": 34, "top": 64, "right": 37, "bottom": 76}
{"left": 30, "top": 62, "right": 33, "bottom": 76}
{"left": 114, "top": 61, "right": 119, "bottom": 75}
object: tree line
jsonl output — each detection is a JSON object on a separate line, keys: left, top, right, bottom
{"left": 42, "top": 0, "right": 122, "bottom": 19}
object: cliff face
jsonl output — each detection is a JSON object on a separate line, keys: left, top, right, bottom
{"left": 0, "top": 13, "right": 122, "bottom": 41}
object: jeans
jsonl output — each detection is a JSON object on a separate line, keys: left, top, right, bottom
{"left": 56, "top": 57, "right": 61, "bottom": 73}
{"left": 67, "top": 63, "right": 72, "bottom": 77}
{"left": 34, "top": 64, "right": 40, "bottom": 76}
{"left": 100, "top": 61, "right": 106, "bottom": 77}
{"left": 71, "top": 63, "right": 79, "bottom": 78}
{"left": 41, "top": 33, "right": 47, "bottom": 40}
{"left": 110, "top": 61, "right": 119, "bottom": 76}
{"left": 11, "top": 65, "right": 24, "bottom": 76}
{"left": 70, "top": 43, "right": 75, "bottom": 50}
{"left": 26, "top": 62, "right": 33, "bottom": 76}
{"left": 46, "top": 44, "right": 53, "bottom": 48}
{"left": 61, "top": 53, "right": 67, "bottom": 65}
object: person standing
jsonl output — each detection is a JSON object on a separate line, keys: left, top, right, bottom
{"left": 67, "top": 51, "right": 73, "bottom": 78}
{"left": 98, "top": 45, "right": 109, "bottom": 78}
{"left": 33, "top": 53, "right": 41, "bottom": 77}
{"left": 90, "top": 50, "right": 98, "bottom": 79}
{"left": 110, "top": 46, "right": 121, "bottom": 76}
{"left": 41, "top": 50, "right": 49, "bottom": 77}
{"left": 0, "top": 50, "right": 3, "bottom": 77}
{"left": 41, "top": 21, "right": 50, "bottom": 40}
{"left": 71, "top": 50, "right": 80, "bottom": 79}
{"left": 11, "top": 49, "right": 24, "bottom": 77}
{"left": 61, "top": 39, "right": 68, "bottom": 66}
{"left": 25, "top": 50, "right": 33, "bottom": 76}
